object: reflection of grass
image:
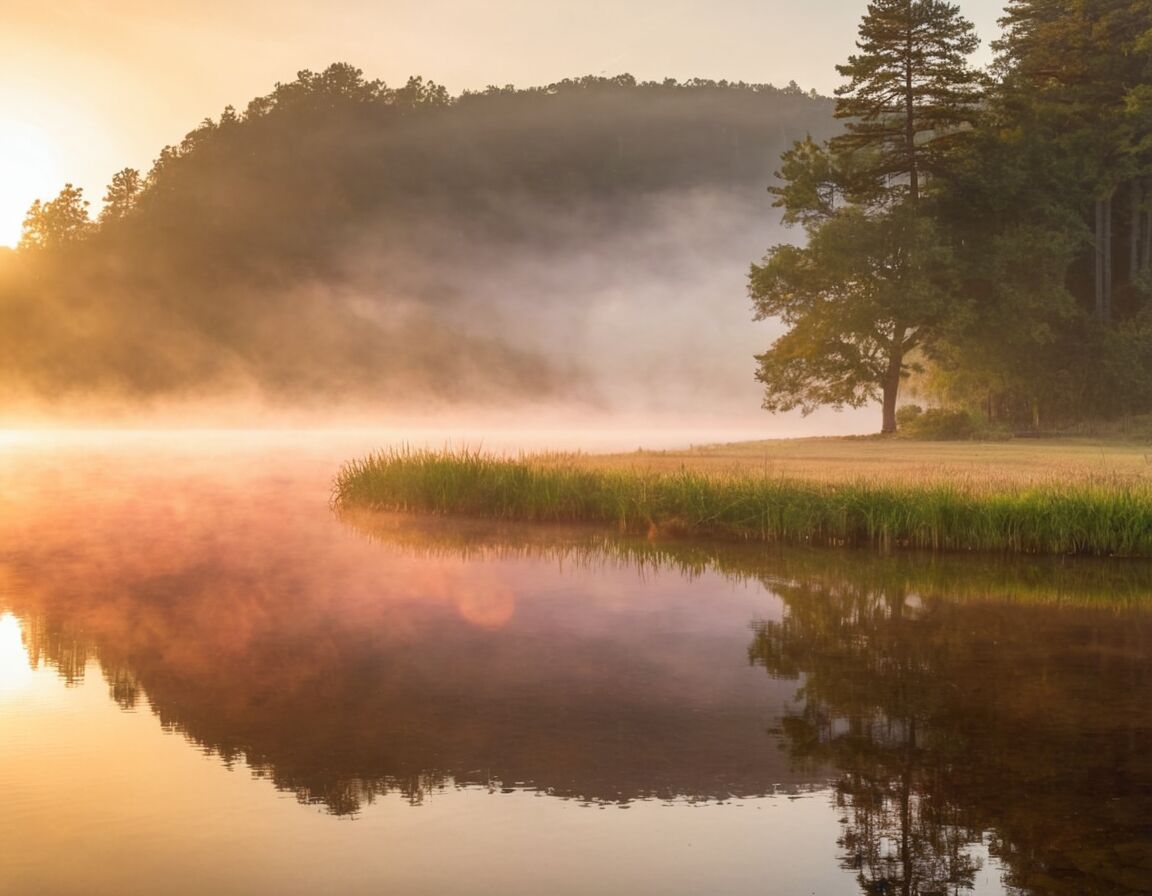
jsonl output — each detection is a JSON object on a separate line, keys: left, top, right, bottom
{"left": 333, "top": 449, "right": 1152, "bottom": 558}
{"left": 338, "top": 510, "right": 1152, "bottom": 607}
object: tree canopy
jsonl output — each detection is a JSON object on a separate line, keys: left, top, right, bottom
{"left": 751, "top": 0, "right": 982, "bottom": 433}
{"left": 752, "top": 0, "right": 1152, "bottom": 433}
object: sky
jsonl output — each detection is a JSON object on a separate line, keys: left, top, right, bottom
{"left": 0, "top": 0, "right": 1007, "bottom": 246}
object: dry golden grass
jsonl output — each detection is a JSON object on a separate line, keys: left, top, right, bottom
{"left": 569, "top": 437, "right": 1152, "bottom": 493}
{"left": 334, "top": 445, "right": 1152, "bottom": 556}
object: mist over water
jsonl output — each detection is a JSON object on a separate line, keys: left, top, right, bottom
{"left": 2, "top": 433, "right": 1149, "bottom": 894}
{"left": 1, "top": 72, "right": 878, "bottom": 436}
{"left": 2, "top": 185, "right": 879, "bottom": 439}
{"left": 308, "top": 185, "right": 862, "bottom": 435}
{"left": 1, "top": 186, "right": 874, "bottom": 437}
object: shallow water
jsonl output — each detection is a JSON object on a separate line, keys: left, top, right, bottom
{"left": 0, "top": 433, "right": 1149, "bottom": 895}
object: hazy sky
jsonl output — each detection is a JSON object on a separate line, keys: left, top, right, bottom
{"left": 0, "top": 0, "right": 1006, "bottom": 243}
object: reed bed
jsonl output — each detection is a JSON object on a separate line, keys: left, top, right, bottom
{"left": 333, "top": 448, "right": 1152, "bottom": 557}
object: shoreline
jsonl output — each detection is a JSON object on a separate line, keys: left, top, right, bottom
{"left": 332, "top": 444, "right": 1152, "bottom": 559}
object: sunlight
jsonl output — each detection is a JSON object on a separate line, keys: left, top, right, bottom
{"left": 0, "top": 119, "right": 62, "bottom": 248}
{"left": 0, "top": 613, "right": 33, "bottom": 692}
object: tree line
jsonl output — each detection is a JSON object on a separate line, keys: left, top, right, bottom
{"left": 1, "top": 69, "right": 832, "bottom": 410}
{"left": 751, "top": 0, "right": 1152, "bottom": 433}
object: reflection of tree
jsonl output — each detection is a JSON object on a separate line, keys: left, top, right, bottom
{"left": 12, "top": 592, "right": 803, "bottom": 814}
{"left": 750, "top": 573, "right": 1152, "bottom": 896}
{"left": 4, "top": 515, "right": 813, "bottom": 815}
{"left": 754, "top": 581, "right": 982, "bottom": 895}
{"left": 21, "top": 614, "right": 93, "bottom": 687}
{"left": 8, "top": 492, "right": 1152, "bottom": 877}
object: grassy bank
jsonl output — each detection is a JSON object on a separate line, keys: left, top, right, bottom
{"left": 576, "top": 437, "right": 1152, "bottom": 490}
{"left": 333, "top": 448, "right": 1152, "bottom": 557}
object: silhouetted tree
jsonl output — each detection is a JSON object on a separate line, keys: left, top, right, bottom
{"left": 99, "top": 168, "right": 143, "bottom": 223}
{"left": 19, "top": 184, "right": 91, "bottom": 250}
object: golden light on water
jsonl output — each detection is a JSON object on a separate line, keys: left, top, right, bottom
{"left": 0, "top": 612, "right": 33, "bottom": 692}
{"left": 0, "top": 119, "right": 62, "bottom": 248}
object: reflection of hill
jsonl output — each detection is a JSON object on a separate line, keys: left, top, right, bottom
{"left": 346, "top": 515, "right": 1152, "bottom": 892}
{"left": 1, "top": 470, "right": 818, "bottom": 814}
{"left": 8, "top": 453, "right": 1152, "bottom": 896}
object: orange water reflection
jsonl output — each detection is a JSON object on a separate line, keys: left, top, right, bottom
{"left": 0, "top": 435, "right": 810, "bottom": 814}
{"left": 1, "top": 434, "right": 1151, "bottom": 896}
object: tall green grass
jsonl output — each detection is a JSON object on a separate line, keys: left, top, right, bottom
{"left": 332, "top": 448, "right": 1152, "bottom": 557}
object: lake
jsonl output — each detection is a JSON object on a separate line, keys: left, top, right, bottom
{"left": 0, "top": 432, "right": 1149, "bottom": 895}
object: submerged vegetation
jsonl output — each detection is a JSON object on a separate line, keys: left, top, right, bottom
{"left": 333, "top": 448, "right": 1152, "bottom": 557}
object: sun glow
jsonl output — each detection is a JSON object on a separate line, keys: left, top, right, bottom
{"left": 0, "top": 119, "right": 62, "bottom": 248}
{"left": 0, "top": 613, "right": 33, "bottom": 692}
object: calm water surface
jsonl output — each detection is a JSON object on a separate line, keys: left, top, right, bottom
{"left": 0, "top": 433, "right": 1149, "bottom": 895}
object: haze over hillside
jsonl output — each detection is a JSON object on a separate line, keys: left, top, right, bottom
{"left": 1, "top": 67, "right": 852, "bottom": 430}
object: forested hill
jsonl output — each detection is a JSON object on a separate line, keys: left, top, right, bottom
{"left": 2, "top": 67, "right": 834, "bottom": 414}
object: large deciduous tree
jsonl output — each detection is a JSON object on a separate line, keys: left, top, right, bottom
{"left": 750, "top": 0, "right": 983, "bottom": 433}
{"left": 751, "top": 206, "right": 955, "bottom": 428}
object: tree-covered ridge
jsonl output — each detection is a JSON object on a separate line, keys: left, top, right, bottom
{"left": 3, "top": 66, "right": 833, "bottom": 410}
{"left": 120, "top": 68, "right": 825, "bottom": 262}
{"left": 752, "top": 0, "right": 1152, "bottom": 433}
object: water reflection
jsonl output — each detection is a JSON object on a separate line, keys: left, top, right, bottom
{"left": 0, "top": 471, "right": 815, "bottom": 813}
{"left": 1, "top": 439, "right": 1151, "bottom": 895}
{"left": 747, "top": 559, "right": 1152, "bottom": 895}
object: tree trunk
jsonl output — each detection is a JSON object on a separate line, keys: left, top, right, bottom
{"left": 1095, "top": 195, "right": 1113, "bottom": 322}
{"left": 1104, "top": 193, "right": 1113, "bottom": 321}
{"left": 1131, "top": 180, "right": 1142, "bottom": 281}
{"left": 1095, "top": 198, "right": 1104, "bottom": 317}
{"left": 904, "top": 36, "right": 918, "bottom": 204}
{"left": 880, "top": 344, "right": 903, "bottom": 434}
{"left": 1142, "top": 179, "right": 1152, "bottom": 285}
{"left": 1144, "top": 205, "right": 1152, "bottom": 276}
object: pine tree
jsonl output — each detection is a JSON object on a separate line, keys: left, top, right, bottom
{"left": 832, "top": 0, "right": 984, "bottom": 206}
{"left": 99, "top": 168, "right": 143, "bottom": 224}
{"left": 750, "top": 0, "right": 983, "bottom": 433}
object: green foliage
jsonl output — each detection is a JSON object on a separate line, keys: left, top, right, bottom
{"left": 99, "top": 168, "right": 142, "bottom": 223}
{"left": 333, "top": 449, "right": 1152, "bottom": 557}
{"left": 750, "top": 207, "right": 956, "bottom": 415}
{"left": 832, "top": 0, "right": 984, "bottom": 204}
{"left": 752, "top": 0, "right": 982, "bottom": 433}
{"left": 770, "top": 137, "right": 838, "bottom": 225}
{"left": 894, "top": 404, "right": 997, "bottom": 440}
{"left": 751, "top": 0, "right": 1152, "bottom": 433}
